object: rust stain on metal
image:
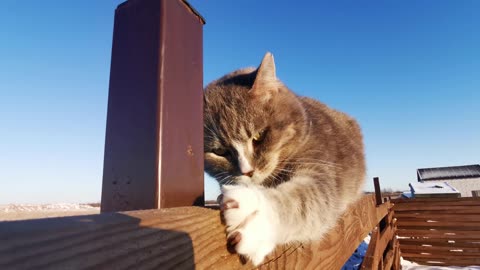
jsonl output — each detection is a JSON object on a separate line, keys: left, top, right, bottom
{"left": 187, "top": 145, "right": 194, "bottom": 156}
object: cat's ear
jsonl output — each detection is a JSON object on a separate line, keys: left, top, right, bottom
{"left": 250, "top": 52, "right": 280, "bottom": 101}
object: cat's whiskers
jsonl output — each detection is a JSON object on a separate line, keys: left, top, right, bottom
{"left": 266, "top": 170, "right": 287, "bottom": 186}
{"left": 214, "top": 171, "right": 229, "bottom": 179}
{"left": 218, "top": 175, "right": 232, "bottom": 185}
{"left": 284, "top": 159, "right": 341, "bottom": 169}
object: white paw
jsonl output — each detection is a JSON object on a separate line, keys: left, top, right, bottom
{"left": 221, "top": 185, "right": 277, "bottom": 266}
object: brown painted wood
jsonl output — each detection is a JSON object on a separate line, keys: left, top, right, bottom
{"left": 394, "top": 199, "right": 480, "bottom": 206}
{"left": 394, "top": 205, "right": 480, "bottom": 211}
{"left": 394, "top": 197, "right": 480, "bottom": 266}
{"left": 398, "top": 238, "right": 480, "bottom": 248}
{"left": 394, "top": 209, "right": 480, "bottom": 215}
{"left": 101, "top": 0, "right": 205, "bottom": 212}
{"left": 392, "top": 238, "right": 401, "bottom": 270}
{"left": 394, "top": 213, "right": 480, "bottom": 222}
{"left": 383, "top": 248, "right": 394, "bottom": 270}
{"left": 361, "top": 207, "right": 396, "bottom": 270}
{"left": 361, "top": 227, "right": 379, "bottom": 269}
{"left": 0, "top": 195, "right": 388, "bottom": 270}
{"left": 397, "top": 220, "right": 480, "bottom": 230}
{"left": 400, "top": 245, "right": 480, "bottom": 253}
{"left": 402, "top": 256, "right": 480, "bottom": 267}
{"left": 397, "top": 229, "right": 480, "bottom": 239}
{"left": 393, "top": 197, "right": 480, "bottom": 203}
{"left": 401, "top": 252, "right": 480, "bottom": 259}
{"left": 373, "top": 177, "right": 382, "bottom": 206}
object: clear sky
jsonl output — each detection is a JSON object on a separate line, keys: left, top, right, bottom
{"left": 0, "top": 1, "right": 478, "bottom": 204}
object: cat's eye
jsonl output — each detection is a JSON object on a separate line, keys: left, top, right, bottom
{"left": 213, "top": 147, "right": 228, "bottom": 156}
{"left": 252, "top": 130, "right": 266, "bottom": 143}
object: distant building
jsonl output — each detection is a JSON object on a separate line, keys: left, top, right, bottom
{"left": 409, "top": 181, "right": 461, "bottom": 198}
{"left": 416, "top": 164, "right": 480, "bottom": 197}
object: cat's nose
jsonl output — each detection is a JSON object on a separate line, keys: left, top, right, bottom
{"left": 242, "top": 170, "right": 254, "bottom": 177}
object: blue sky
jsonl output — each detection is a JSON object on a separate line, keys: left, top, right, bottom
{"left": 1, "top": 1, "right": 478, "bottom": 204}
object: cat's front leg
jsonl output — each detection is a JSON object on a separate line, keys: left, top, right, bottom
{"left": 220, "top": 184, "right": 278, "bottom": 266}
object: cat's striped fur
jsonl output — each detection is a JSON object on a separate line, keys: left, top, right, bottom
{"left": 204, "top": 53, "right": 366, "bottom": 265}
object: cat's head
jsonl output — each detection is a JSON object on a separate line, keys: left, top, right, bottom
{"left": 204, "top": 53, "right": 309, "bottom": 186}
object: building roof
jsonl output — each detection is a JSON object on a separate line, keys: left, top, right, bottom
{"left": 409, "top": 181, "right": 460, "bottom": 195}
{"left": 417, "top": 164, "right": 480, "bottom": 181}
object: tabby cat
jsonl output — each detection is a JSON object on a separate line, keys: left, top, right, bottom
{"left": 204, "top": 52, "right": 365, "bottom": 265}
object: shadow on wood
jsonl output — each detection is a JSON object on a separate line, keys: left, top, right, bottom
{"left": 0, "top": 211, "right": 196, "bottom": 269}
{"left": 0, "top": 194, "right": 390, "bottom": 269}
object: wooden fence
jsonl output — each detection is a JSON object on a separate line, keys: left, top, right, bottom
{"left": 393, "top": 197, "right": 480, "bottom": 267}
{"left": 361, "top": 201, "right": 400, "bottom": 270}
{"left": 0, "top": 193, "right": 394, "bottom": 269}
{"left": 360, "top": 177, "right": 401, "bottom": 270}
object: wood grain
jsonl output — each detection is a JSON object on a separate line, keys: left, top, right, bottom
{"left": 393, "top": 197, "right": 480, "bottom": 266}
{"left": 0, "top": 195, "right": 387, "bottom": 270}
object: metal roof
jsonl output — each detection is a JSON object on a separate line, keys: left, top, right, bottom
{"left": 417, "top": 164, "right": 480, "bottom": 181}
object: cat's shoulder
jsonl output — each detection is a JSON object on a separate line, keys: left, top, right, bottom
{"left": 299, "top": 96, "right": 360, "bottom": 130}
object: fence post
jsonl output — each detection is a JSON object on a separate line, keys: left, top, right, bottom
{"left": 101, "top": 0, "right": 205, "bottom": 212}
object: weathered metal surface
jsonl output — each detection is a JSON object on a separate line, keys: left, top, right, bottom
{"left": 101, "top": 0, "right": 204, "bottom": 212}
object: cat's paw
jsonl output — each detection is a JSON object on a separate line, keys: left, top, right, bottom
{"left": 220, "top": 185, "right": 277, "bottom": 266}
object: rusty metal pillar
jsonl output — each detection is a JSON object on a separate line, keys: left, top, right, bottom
{"left": 101, "top": 0, "right": 205, "bottom": 212}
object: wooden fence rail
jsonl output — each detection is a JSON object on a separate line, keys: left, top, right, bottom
{"left": 0, "top": 194, "right": 390, "bottom": 270}
{"left": 393, "top": 197, "right": 480, "bottom": 267}
{"left": 360, "top": 177, "right": 400, "bottom": 270}
{"left": 361, "top": 201, "right": 400, "bottom": 270}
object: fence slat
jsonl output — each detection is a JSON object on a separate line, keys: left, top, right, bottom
{"left": 394, "top": 197, "right": 480, "bottom": 266}
{"left": 398, "top": 239, "right": 480, "bottom": 248}
{"left": 394, "top": 213, "right": 480, "bottom": 222}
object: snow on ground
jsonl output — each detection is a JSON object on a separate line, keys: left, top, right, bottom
{"left": 0, "top": 203, "right": 100, "bottom": 221}
{"left": 0, "top": 203, "right": 98, "bottom": 212}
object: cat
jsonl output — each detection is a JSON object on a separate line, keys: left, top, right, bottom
{"left": 203, "top": 52, "right": 365, "bottom": 266}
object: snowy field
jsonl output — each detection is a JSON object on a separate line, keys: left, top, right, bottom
{"left": 1, "top": 204, "right": 479, "bottom": 269}
{"left": 0, "top": 203, "right": 100, "bottom": 221}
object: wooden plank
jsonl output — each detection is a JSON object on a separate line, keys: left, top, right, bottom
{"left": 376, "top": 224, "right": 395, "bottom": 259}
{"left": 398, "top": 238, "right": 480, "bottom": 248}
{"left": 0, "top": 195, "right": 387, "bottom": 270}
{"left": 401, "top": 252, "right": 480, "bottom": 259}
{"left": 394, "top": 209, "right": 480, "bottom": 215}
{"left": 361, "top": 214, "right": 396, "bottom": 270}
{"left": 400, "top": 244, "right": 480, "bottom": 252}
{"left": 383, "top": 249, "right": 394, "bottom": 270}
{"left": 392, "top": 238, "right": 401, "bottom": 270}
{"left": 394, "top": 213, "right": 480, "bottom": 222}
{"left": 397, "top": 229, "right": 480, "bottom": 239}
{"left": 393, "top": 197, "right": 480, "bottom": 203}
{"left": 393, "top": 200, "right": 480, "bottom": 207}
{"left": 101, "top": 0, "right": 205, "bottom": 212}
{"left": 393, "top": 205, "right": 480, "bottom": 211}
{"left": 397, "top": 220, "right": 480, "bottom": 230}
{"left": 361, "top": 227, "right": 379, "bottom": 269}
{"left": 403, "top": 257, "right": 480, "bottom": 266}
